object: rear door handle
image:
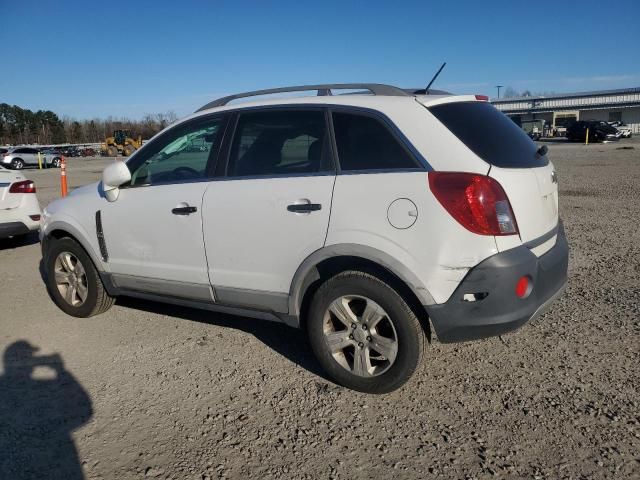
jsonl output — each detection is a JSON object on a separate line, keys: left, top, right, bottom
{"left": 287, "top": 203, "right": 322, "bottom": 213}
{"left": 172, "top": 205, "right": 198, "bottom": 215}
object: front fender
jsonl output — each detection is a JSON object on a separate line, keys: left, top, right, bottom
{"left": 41, "top": 215, "right": 108, "bottom": 273}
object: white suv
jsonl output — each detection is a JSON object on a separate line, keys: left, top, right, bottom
{"left": 40, "top": 84, "right": 568, "bottom": 393}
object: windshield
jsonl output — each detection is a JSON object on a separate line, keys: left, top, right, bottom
{"left": 428, "top": 101, "right": 548, "bottom": 168}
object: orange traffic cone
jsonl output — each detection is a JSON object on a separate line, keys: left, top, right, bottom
{"left": 60, "top": 156, "right": 68, "bottom": 197}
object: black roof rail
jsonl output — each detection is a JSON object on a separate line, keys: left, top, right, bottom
{"left": 196, "top": 83, "right": 411, "bottom": 111}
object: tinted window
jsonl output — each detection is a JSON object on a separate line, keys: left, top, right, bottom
{"left": 13, "top": 148, "right": 26, "bottom": 154}
{"left": 429, "top": 102, "right": 547, "bottom": 168}
{"left": 129, "top": 116, "right": 223, "bottom": 186}
{"left": 227, "top": 110, "right": 331, "bottom": 177}
{"left": 332, "top": 112, "right": 419, "bottom": 171}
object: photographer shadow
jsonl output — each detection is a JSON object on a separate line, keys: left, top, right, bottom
{"left": 0, "top": 341, "right": 92, "bottom": 480}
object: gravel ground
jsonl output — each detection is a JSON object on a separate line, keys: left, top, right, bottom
{"left": 0, "top": 139, "right": 638, "bottom": 479}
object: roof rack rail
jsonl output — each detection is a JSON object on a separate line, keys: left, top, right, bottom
{"left": 196, "top": 83, "right": 410, "bottom": 111}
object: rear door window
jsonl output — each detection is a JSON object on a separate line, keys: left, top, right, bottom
{"left": 332, "top": 112, "right": 420, "bottom": 171}
{"left": 428, "top": 101, "right": 547, "bottom": 168}
{"left": 227, "top": 110, "right": 332, "bottom": 177}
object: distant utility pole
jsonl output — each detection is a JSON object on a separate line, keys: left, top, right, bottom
{"left": 495, "top": 85, "right": 504, "bottom": 99}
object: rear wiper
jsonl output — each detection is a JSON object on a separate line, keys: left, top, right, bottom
{"left": 536, "top": 145, "right": 548, "bottom": 158}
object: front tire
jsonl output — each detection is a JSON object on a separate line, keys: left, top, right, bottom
{"left": 45, "top": 237, "right": 114, "bottom": 317}
{"left": 52, "top": 157, "right": 61, "bottom": 168}
{"left": 307, "top": 271, "right": 425, "bottom": 394}
{"left": 11, "top": 158, "right": 24, "bottom": 169}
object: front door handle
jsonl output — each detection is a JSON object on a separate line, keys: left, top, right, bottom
{"left": 287, "top": 203, "right": 322, "bottom": 213}
{"left": 172, "top": 205, "right": 198, "bottom": 215}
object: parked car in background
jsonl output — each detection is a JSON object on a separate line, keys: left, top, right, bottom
{"left": 608, "top": 121, "right": 632, "bottom": 138}
{"left": 40, "top": 83, "right": 568, "bottom": 393}
{"left": 0, "top": 165, "right": 41, "bottom": 239}
{"left": 61, "top": 146, "right": 83, "bottom": 157}
{"left": 40, "top": 149, "right": 63, "bottom": 167}
{"left": 566, "top": 121, "right": 619, "bottom": 142}
{"left": 1, "top": 147, "right": 42, "bottom": 169}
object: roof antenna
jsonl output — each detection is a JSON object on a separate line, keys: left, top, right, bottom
{"left": 425, "top": 62, "right": 446, "bottom": 94}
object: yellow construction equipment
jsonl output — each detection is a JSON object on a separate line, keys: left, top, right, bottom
{"left": 101, "top": 129, "right": 142, "bottom": 157}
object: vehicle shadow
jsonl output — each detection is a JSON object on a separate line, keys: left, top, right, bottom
{"left": 37, "top": 258, "right": 328, "bottom": 381}
{"left": 116, "top": 296, "right": 329, "bottom": 381}
{"left": 0, "top": 231, "right": 39, "bottom": 250}
{"left": 0, "top": 341, "right": 92, "bottom": 480}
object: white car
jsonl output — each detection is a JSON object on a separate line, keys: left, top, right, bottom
{"left": 608, "top": 122, "right": 632, "bottom": 138}
{"left": 40, "top": 84, "right": 568, "bottom": 393}
{"left": 0, "top": 165, "right": 41, "bottom": 239}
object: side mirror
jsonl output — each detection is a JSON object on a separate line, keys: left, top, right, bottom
{"left": 536, "top": 144, "right": 548, "bottom": 158}
{"left": 102, "top": 161, "right": 131, "bottom": 202}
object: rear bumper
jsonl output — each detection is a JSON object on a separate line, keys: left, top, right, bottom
{"left": 0, "top": 221, "right": 31, "bottom": 239}
{"left": 426, "top": 222, "right": 569, "bottom": 343}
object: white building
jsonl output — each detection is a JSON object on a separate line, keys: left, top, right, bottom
{"left": 492, "top": 87, "right": 640, "bottom": 133}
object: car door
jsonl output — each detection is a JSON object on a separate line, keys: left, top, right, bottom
{"left": 101, "top": 114, "right": 228, "bottom": 301}
{"left": 23, "top": 148, "right": 38, "bottom": 165}
{"left": 12, "top": 148, "right": 29, "bottom": 165}
{"left": 202, "top": 108, "right": 335, "bottom": 311}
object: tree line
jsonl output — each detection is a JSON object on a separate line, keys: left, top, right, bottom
{"left": 0, "top": 103, "right": 178, "bottom": 146}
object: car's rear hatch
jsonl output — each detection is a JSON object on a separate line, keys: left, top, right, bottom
{"left": 424, "top": 99, "right": 559, "bottom": 255}
{"left": 0, "top": 169, "right": 22, "bottom": 209}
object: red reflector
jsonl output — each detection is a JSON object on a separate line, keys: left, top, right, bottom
{"left": 29, "top": 214, "right": 41, "bottom": 221}
{"left": 9, "top": 180, "right": 36, "bottom": 194}
{"left": 475, "top": 95, "right": 489, "bottom": 101}
{"left": 428, "top": 172, "right": 518, "bottom": 235}
{"left": 515, "top": 276, "right": 531, "bottom": 298}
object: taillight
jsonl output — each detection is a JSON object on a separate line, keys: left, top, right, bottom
{"left": 9, "top": 180, "right": 36, "bottom": 194}
{"left": 428, "top": 172, "right": 518, "bottom": 236}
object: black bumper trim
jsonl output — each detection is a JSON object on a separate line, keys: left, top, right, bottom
{"left": 0, "top": 221, "right": 30, "bottom": 239}
{"left": 426, "top": 222, "right": 569, "bottom": 343}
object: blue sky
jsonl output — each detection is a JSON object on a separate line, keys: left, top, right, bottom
{"left": 1, "top": 0, "right": 639, "bottom": 119}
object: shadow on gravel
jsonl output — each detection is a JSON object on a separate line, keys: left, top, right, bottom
{"left": 117, "top": 297, "right": 330, "bottom": 381}
{"left": 0, "top": 341, "right": 92, "bottom": 480}
{"left": 0, "top": 231, "right": 39, "bottom": 251}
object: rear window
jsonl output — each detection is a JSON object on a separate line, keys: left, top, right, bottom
{"left": 429, "top": 101, "right": 547, "bottom": 168}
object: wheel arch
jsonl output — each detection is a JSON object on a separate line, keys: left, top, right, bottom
{"left": 43, "top": 220, "right": 106, "bottom": 273}
{"left": 289, "top": 244, "right": 434, "bottom": 337}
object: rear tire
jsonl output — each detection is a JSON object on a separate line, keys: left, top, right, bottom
{"left": 45, "top": 237, "right": 114, "bottom": 317}
{"left": 52, "top": 157, "right": 61, "bottom": 168}
{"left": 11, "top": 158, "right": 24, "bottom": 169}
{"left": 307, "top": 271, "right": 425, "bottom": 394}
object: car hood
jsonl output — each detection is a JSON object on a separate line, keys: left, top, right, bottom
{"left": 44, "top": 181, "right": 101, "bottom": 216}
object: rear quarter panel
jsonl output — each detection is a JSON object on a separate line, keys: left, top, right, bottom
{"left": 325, "top": 171, "right": 499, "bottom": 304}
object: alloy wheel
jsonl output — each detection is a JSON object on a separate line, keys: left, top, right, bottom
{"left": 54, "top": 252, "right": 89, "bottom": 307}
{"left": 322, "top": 295, "right": 398, "bottom": 377}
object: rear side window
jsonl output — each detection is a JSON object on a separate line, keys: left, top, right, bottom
{"left": 227, "top": 110, "right": 331, "bottom": 177}
{"left": 429, "top": 102, "right": 547, "bottom": 168}
{"left": 332, "top": 112, "right": 420, "bottom": 171}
